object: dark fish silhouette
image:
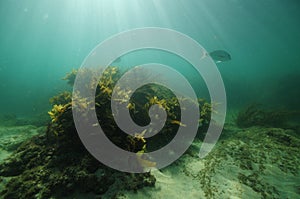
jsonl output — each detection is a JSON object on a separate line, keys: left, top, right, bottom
{"left": 209, "top": 50, "right": 231, "bottom": 63}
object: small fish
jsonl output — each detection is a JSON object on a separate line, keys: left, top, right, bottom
{"left": 209, "top": 50, "right": 231, "bottom": 63}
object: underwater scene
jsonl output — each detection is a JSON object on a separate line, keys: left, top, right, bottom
{"left": 0, "top": 0, "right": 299, "bottom": 198}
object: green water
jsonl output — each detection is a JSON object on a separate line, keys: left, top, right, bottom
{"left": 0, "top": 1, "right": 300, "bottom": 198}
{"left": 0, "top": 0, "right": 299, "bottom": 116}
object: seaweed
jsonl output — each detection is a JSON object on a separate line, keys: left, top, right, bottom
{"left": 47, "top": 66, "right": 212, "bottom": 151}
{"left": 235, "top": 103, "right": 298, "bottom": 128}
{"left": 62, "top": 69, "right": 77, "bottom": 86}
{"left": 0, "top": 133, "right": 155, "bottom": 199}
{"left": 0, "top": 66, "right": 213, "bottom": 198}
{"left": 49, "top": 91, "right": 71, "bottom": 105}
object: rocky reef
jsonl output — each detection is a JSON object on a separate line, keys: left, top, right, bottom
{"left": 235, "top": 103, "right": 299, "bottom": 129}
{"left": 3, "top": 66, "right": 297, "bottom": 198}
{"left": 0, "top": 132, "right": 156, "bottom": 199}
{"left": 0, "top": 66, "right": 212, "bottom": 198}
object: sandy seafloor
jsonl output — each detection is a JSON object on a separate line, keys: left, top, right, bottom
{"left": 0, "top": 118, "right": 299, "bottom": 199}
{"left": 110, "top": 124, "right": 300, "bottom": 199}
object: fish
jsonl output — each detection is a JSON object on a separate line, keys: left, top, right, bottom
{"left": 209, "top": 50, "right": 231, "bottom": 63}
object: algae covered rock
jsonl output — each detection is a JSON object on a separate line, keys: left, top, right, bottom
{"left": 235, "top": 103, "right": 299, "bottom": 128}
{"left": 0, "top": 125, "right": 44, "bottom": 154}
{"left": 0, "top": 132, "right": 156, "bottom": 199}
{"left": 0, "top": 66, "right": 212, "bottom": 198}
{"left": 47, "top": 66, "right": 212, "bottom": 153}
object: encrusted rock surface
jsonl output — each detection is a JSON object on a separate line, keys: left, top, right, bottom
{"left": 0, "top": 129, "right": 155, "bottom": 199}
